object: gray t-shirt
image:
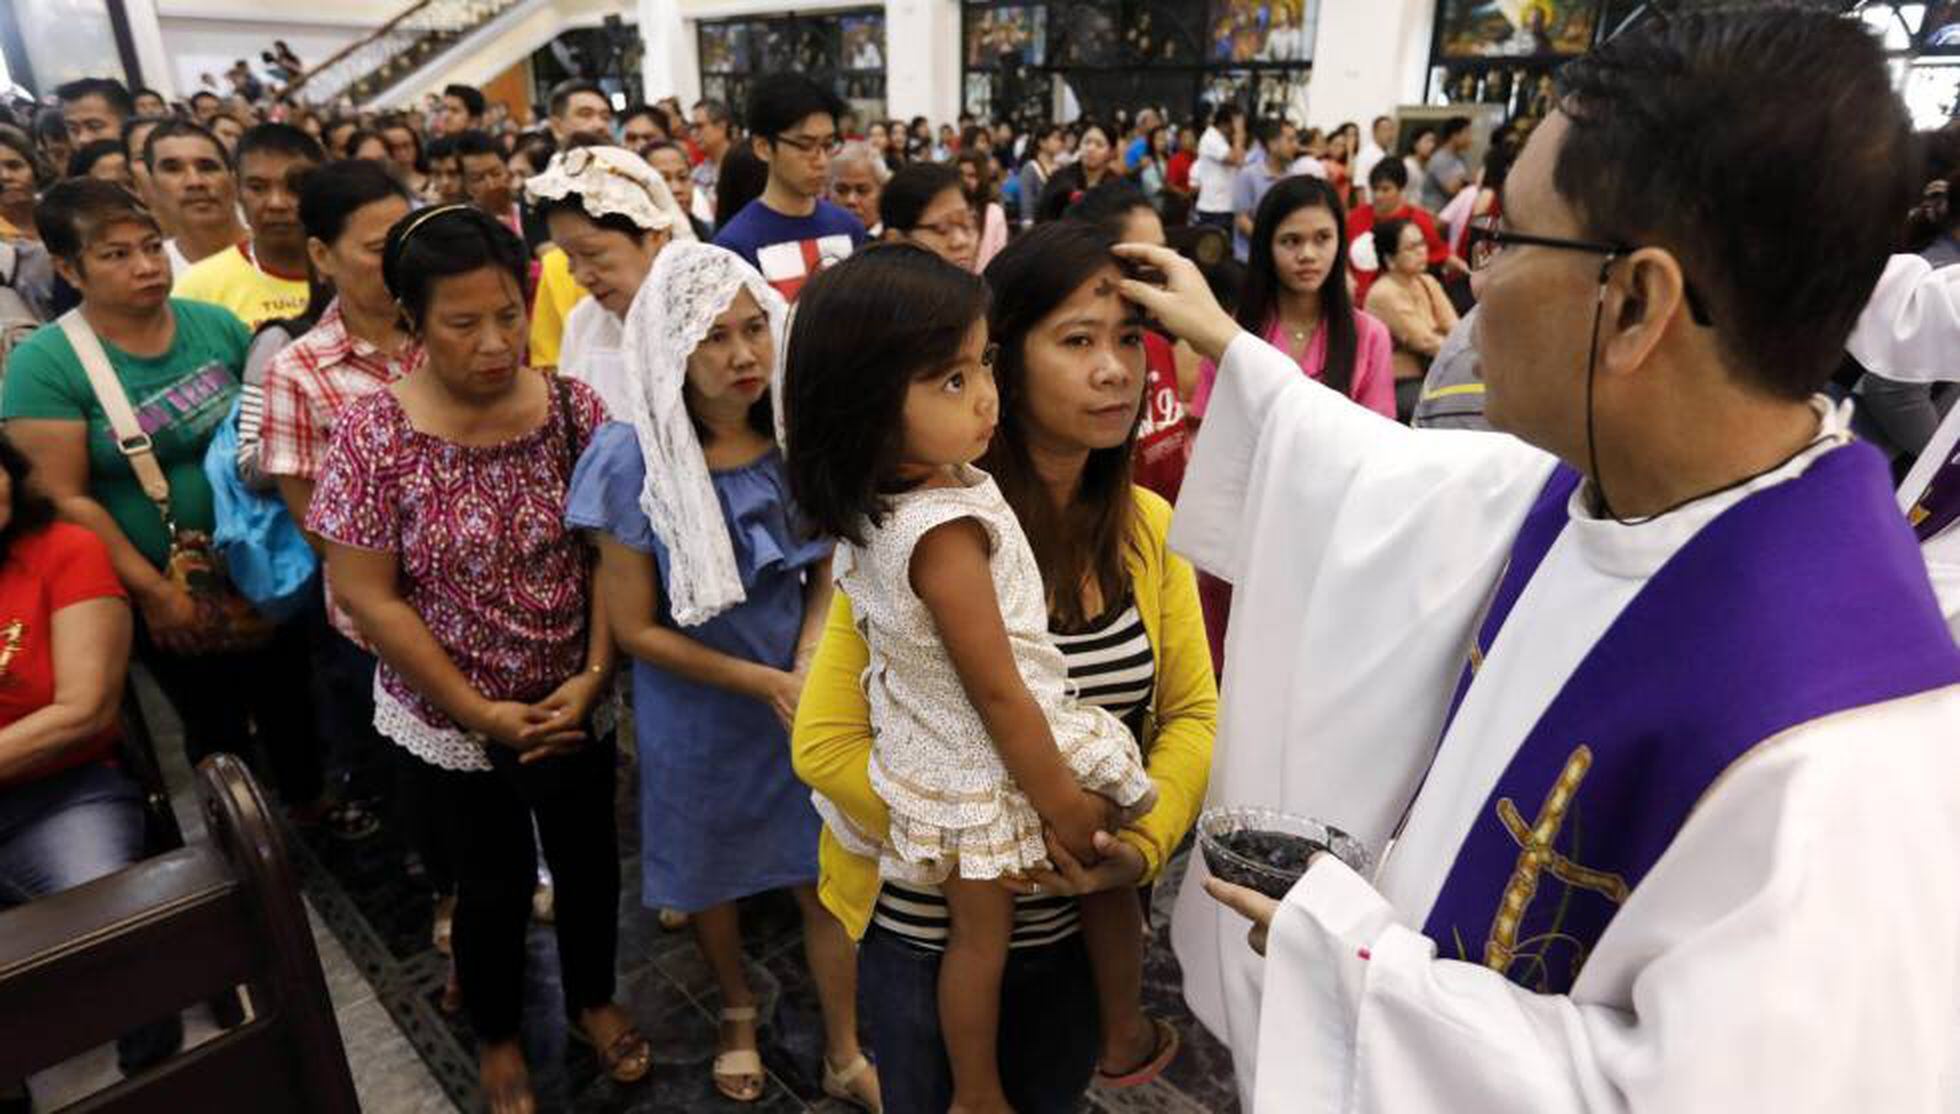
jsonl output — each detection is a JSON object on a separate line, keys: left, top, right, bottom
{"left": 1422, "top": 148, "right": 1470, "bottom": 212}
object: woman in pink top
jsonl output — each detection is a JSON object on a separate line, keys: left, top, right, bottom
{"left": 1188, "top": 176, "right": 1394, "bottom": 671}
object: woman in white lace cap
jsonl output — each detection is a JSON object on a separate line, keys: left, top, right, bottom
{"left": 563, "top": 241, "right": 881, "bottom": 1110}
{"left": 526, "top": 144, "right": 694, "bottom": 417}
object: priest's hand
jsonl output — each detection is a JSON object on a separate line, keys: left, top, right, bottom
{"left": 1113, "top": 242, "right": 1244, "bottom": 362}
{"left": 998, "top": 830, "right": 1145, "bottom": 898}
{"left": 1205, "top": 876, "right": 1280, "bottom": 957}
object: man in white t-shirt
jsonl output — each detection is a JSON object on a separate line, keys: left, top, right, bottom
{"left": 1352, "top": 114, "right": 1396, "bottom": 207}
{"left": 1194, "top": 104, "right": 1247, "bottom": 230}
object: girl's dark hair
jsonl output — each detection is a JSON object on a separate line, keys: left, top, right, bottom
{"left": 1239, "top": 175, "right": 1360, "bottom": 399}
{"left": 264, "top": 158, "right": 412, "bottom": 339}
{"left": 783, "top": 244, "right": 990, "bottom": 546}
{"left": 1371, "top": 216, "right": 1415, "bottom": 274}
{"left": 0, "top": 432, "right": 57, "bottom": 567}
{"left": 980, "top": 221, "right": 1136, "bottom": 631}
{"left": 956, "top": 147, "right": 994, "bottom": 205}
{"left": 67, "top": 139, "right": 126, "bottom": 180}
{"left": 380, "top": 204, "right": 530, "bottom": 329}
{"left": 714, "top": 146, "right": 768, "bottom": 229}
{"left": 880, "top": 161, "right": 961, "bottom": 233}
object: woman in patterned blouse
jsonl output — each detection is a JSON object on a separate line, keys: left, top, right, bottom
{"left": 307, "top": 205, "right": 649, "bottom": 1114}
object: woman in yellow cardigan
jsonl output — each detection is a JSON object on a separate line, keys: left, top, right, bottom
{"left": 792, "top": 224, "right": 1217, "bottom": 1113}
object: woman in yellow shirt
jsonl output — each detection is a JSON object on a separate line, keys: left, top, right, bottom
{"left": 791, "top": 224, "right": 1217, "bottom": 1111}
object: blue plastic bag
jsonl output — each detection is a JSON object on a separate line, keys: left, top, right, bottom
{"left": 203, "top": 397, "right": 319, "bottom": 622}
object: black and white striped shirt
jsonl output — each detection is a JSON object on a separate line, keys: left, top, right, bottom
{"left": 873, "top": 600, "right": 1155, "bottom": 951}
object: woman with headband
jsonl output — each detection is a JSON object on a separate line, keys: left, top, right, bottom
{"left": 564, "top": 241, "right": 880, "bottom": 1110}
{"left": 526, "top": 144, "right": 694, "bottom": 418}
{"left": 307, "top": 204, "right": 650, "bottom": 1112}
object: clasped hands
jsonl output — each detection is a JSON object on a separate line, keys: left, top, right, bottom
{"left": 470, "top": 669, "right": 609, "bottom": 764}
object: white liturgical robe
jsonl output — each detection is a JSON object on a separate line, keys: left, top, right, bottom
{"left": 1848, "top": 253, "right": 1960, "bottom": 637}
{"left": 1169, "top": 330, "right": 1960, "bottom": 1112}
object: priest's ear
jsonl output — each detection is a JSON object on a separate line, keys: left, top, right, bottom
{"left": 1598, "top": 247, "right": 1693, "bottom": 377}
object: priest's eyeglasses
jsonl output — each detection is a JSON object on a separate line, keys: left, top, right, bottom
{"left": 1467, "top": 217, "right": 1713, "bottom": 326}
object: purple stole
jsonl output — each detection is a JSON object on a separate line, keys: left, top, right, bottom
{"left": 1420, "top": 442, "right": 1960, "bottom": 994}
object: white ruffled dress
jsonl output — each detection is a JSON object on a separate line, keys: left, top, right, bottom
{"left": 816, "top": 465, "right": 1158, "bottom": 884}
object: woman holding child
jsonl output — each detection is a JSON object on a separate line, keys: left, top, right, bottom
{"left": 789, "top": 225, "right": 1216, "bottom": 1112}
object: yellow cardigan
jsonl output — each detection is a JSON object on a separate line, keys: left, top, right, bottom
{"left": 790, "top": 486, "right": 1219, "bottom": 939}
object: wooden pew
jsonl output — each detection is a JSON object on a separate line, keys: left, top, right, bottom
{"left": 0, "top": 754, "right": 360, "bottom": 1113}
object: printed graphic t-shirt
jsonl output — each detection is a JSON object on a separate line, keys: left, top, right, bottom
{"left": 172, "top": 242, "right": 310, "bottom": 329}
{"left": 2, "top": 299, "right": 248, "bottom": 567}
{"left": 712, "top": 198, "right": 866, "bottom": 302}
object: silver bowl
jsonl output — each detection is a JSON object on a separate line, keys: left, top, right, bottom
{"left": 1196, "top": 806, "right": 1373, "bottom": 900}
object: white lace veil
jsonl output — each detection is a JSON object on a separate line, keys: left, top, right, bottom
{"left": 621, "top": 241, "right": 789, "bottom": 627}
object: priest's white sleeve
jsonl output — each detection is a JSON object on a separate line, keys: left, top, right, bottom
{"left": 1254, "top": 686, "right": 1960, "bottom": 1114}
{"left": 1847, "top": 254, "right": 1960, "bottom": 384}
{"left": 1168, "top": 329, "right": 1558, "bottom": 1104}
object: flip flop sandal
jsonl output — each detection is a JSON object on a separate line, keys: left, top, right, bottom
{"left": 712, "top": 1006, "right": 766, "bottom": 1103}
{"left": 570, "top": 1020, "right": 653, "bottom": 1085}
{"left": 822, "top": 1052, "right": 882, "bottom": 1112}
{"left": 1093, "top": 1017, "right": 1180, "bottom": 1090}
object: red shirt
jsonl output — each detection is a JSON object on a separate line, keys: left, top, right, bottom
{"left": 1166, "top": 150, "right": 1196, "bottom": 194}
{"left": 1348, "top": 203, "right": 1448, "bottom": 305}
{"left": 1134, "top": 333, "right": 1193, "bottom": 504}
{"left": 0, "top": 523, "right": 127, "bottom": 788}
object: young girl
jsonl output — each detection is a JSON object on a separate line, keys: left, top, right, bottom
{"left": 784, "top": 244, "right": 1159, "bottom": 1114}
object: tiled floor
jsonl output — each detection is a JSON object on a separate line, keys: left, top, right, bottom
{"left": 34, "top": 671, "right": 1243, "bottom": 1113}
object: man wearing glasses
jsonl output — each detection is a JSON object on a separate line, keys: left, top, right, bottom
{"left": 1116, "top": 8, "right": 1960, "bottom": 1112}
{"left": 711, "top": 75, "right": 867, "bottom": 302}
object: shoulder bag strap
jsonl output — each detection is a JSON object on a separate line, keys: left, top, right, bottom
{"left": 58, "top": 309, "right": 175, "bottom": 530}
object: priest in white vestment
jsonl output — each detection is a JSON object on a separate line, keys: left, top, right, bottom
{"left": 1114, "top": 10, "right": 1960, "bottom": 1112}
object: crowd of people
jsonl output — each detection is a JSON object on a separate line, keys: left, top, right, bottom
{"left": 0, "top": 5, "right": 1959, "bottom": 1114}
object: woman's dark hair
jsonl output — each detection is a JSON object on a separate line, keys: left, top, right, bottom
{"left": 783, "top": 244, "right": 991, "bottom": 546}
{"left": 956, "top": 147, "right": 994, "bottom": 206}
{"left": 880, "top": 161, "right": 962, "bottom": 233}
{"left": 380, "top": 204, "right": 530, "bottom": 330}
{"left": 533, "top": 190, "right": 652, "bottom": 240}
{"left": 1145, "top": 124, "right": 1168, "bottom": 159}
{"left": 1063, "top": 179, "right": 1150, "bottom": 239}
{"left": 1075, "top": 120, "right": 1114, "bottom": 150}
{"left": 1239, "top": 176, "right": 1360, "bottom": 399}
{"left": 36, "top": 177, "right": 156, "bottom": 267}
{"left": 714, "top": 146, "right": 768, "bottom": 229}
{"left": 980, "top": 221, "right": 1136, "bottom": 631}
{"left": 510, "top": 130, "right": 556, "bottom": 176}
{"left": 265, "top": 158, "right": 413, "bottom": 338}
{"left": 342, "top": 128, "right": 389, "bottom": 161}
{"left": 67, "top": 139, "right": 126, "bottom": 180}
{"left": 1371, "top": 216, "right": 1416, "bottom": 273}
{"left": 0, "top": 124, "right": 50, "bottom": 188}
{"left": 0, "top": 432, "right": 56, "bottom": 567}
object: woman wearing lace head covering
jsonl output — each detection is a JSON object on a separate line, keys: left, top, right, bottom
{"left": 526, "top": 145, "right": 694, "bottom": 416}
{"left": 563, "top": 241, "right": 881, "bottom": 1110}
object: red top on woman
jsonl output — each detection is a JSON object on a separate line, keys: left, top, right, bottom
{"left": 0, "top": 523, "right": 126, "bottom": 788}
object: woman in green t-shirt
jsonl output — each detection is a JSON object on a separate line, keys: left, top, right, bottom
{"left": 2, "top": 178, "right": 335, "bottom": 827}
